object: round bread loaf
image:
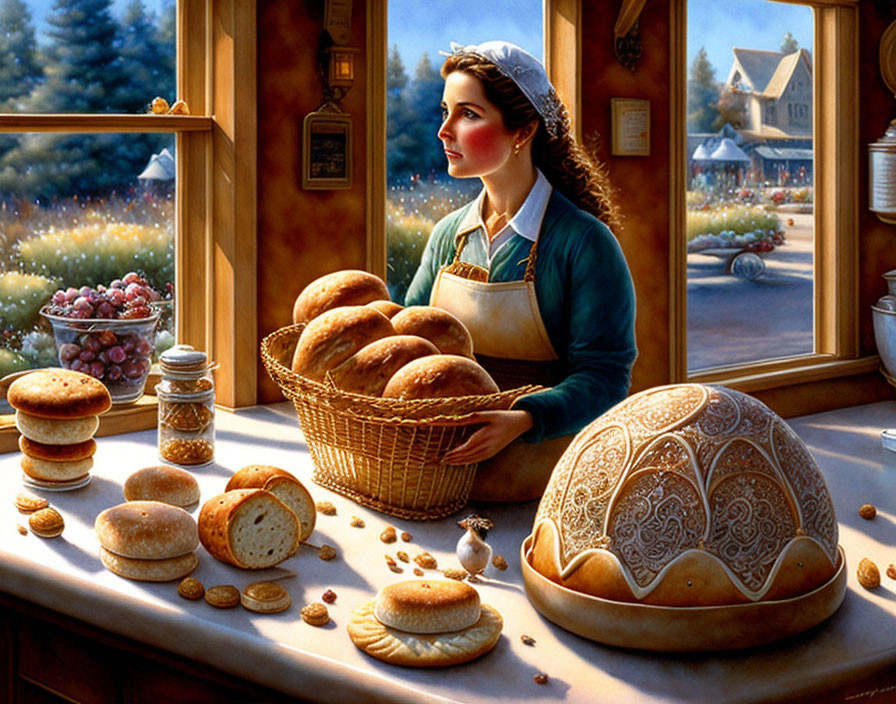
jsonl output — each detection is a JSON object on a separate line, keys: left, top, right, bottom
{"left": 21, "top": 455, "right": 92, "bottom": 482}
{"left": 95, "top": 501, "right": 199, "bottom": 560}
{"left": 391, "top": 306, "right": 474, "bottom": 358}
{"left": 123, "top": 466, "right": 201, "bottom": 508}
{"left": 382, "top": 355, "right": 499, "bottom": 399}
{"left": 330, "top": 335, "right": 439, "bottom": 397}
{"left": 292, "top": 270, "right": 390, "bottom": 324}
{"left": 374, "top": 580, "right": 481, "bottom": 634}
{"left": 198, "top": 489, "right": 299, "bottom": 569}
{"left": 365, "top": 299, "right": 404, "bottom": 319}
{"left": 19, "top": 435, "right": 96, "bottom": 462}
{"left": 99, "top": 547, "right": 198, "bottom": 582}
{"left": 225, "top": 465, "right": 316, "bottom": 543}
{"left": 8, "top": 368, "right": 112, "bottom": 419}
{"left": 15, "top": 411, "right": 99, "bottom": 445}
{"left": 291, "top": 306, "right": 396, "bottom": 382}
{"left": 527, "top": 384, "right": 841, "bottom": 607}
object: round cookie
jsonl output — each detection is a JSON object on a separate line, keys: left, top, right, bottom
{"left": 19, "top": 435, "right": 96, "bottom": 462}
{"left": 241, "top": 581, "right": 291, "bottom": 613}
{"left": 99, "top": 547, "right": 198, "bottom": 582}
{"left": 347, "top": 580, "right": 502, "bottom": 667}
{"left": 123, "top": 466, "right": 201, "bottom": 509}
{"left": 8, "top": 368, "right": 112, "bottom": 419}
{"left": 21, "top": 455, "right": 93, "bottom": 482}
{"left": 15, "top": 412, "right": 99, "bottom": 445}
{"left": 95, "top": 501, "right": 199, "bottom": 560}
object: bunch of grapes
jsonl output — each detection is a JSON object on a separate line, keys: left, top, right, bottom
{"left": 43, "top": 272, "right": 164, "bottom": 389}
{"left": 44, "top": 271, "right": 163, "bottom": 320}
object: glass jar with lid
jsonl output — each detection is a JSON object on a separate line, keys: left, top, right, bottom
{"left": 155, "top": 344, "right": 215, "bottom": 466}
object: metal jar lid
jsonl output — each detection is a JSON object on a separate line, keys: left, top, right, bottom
{"left": 159, "top": 344, "right": 211, "bottom": 376}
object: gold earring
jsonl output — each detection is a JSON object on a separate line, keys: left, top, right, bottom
{"left": 513, "top": 143, "right": 521, "bottom": 157}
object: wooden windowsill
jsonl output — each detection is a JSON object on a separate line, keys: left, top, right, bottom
{"left": 0, "top": 114, "right": 213, "bottom": 133}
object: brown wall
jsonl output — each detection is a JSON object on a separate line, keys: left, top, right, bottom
{"left": 257, "top": 0, "right": 895, "bottom": 413}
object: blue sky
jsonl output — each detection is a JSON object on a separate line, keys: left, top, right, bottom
{"left": 388, "top": 0, "right": 814, "bottom": 83}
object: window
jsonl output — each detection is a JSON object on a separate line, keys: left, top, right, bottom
{"left": 0, "top": 0, "right": 256, "bottom": 447}
{"left": 672, "top": 0, "right": 865, "bottom": 392}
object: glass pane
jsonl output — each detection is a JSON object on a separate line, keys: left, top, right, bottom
{"left": 0, "top": 132, "right": 175, "bottom": 397}
{"left": 686, "top": 0, "right": 814, "bottom": 372}
{"left": 0, "top": 0, "right": 175, "bottom": 114}
{"left": 385, "top": 0, "right": 543, "bottom": 302}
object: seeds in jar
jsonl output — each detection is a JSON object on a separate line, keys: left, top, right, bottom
{"left": 160, "top": 401, "right": 213, "bottom": 432}
{"left": 160, "top": 438, "right": 214, "bottom": 465}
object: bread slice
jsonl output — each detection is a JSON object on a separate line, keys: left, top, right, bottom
{"left": 225, "top": 465, "right": 315, "bottom": 545}
{"left": 198, "top": 489, "right": 299, "bottom": 569}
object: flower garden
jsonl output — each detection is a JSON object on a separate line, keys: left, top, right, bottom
{"left": 0, "top": 195, "right": 175, "bottom": 377}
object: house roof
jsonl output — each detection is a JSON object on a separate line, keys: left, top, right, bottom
{"left": 762, "top": 49, "right": 811, "bottom": 98}
{"left": 709, "top": 138, "right": 750, "bottom": 162}
{"left": 728, "top": 48, "right": 785, "bottom": 93}
{"left": 754, "top": 146, "right": 813, "bottom": 161}
{"left": 138, "top": 148, "right": 175, "bottom": 181}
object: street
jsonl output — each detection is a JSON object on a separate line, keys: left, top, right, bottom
{"left": 686, "top": 211, "right": 814, "bottom": 371}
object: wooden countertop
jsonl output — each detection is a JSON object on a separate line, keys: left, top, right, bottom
{"left": 1, "top": 400, "right": 895, "bottom": 703}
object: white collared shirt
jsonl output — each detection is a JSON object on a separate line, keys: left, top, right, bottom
{"left": 454, "top": 169, "right": 553, "bottom": 264}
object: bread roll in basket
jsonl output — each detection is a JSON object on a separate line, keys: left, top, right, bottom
{"left": 522, "top": 383, "right": 846, "bottom": 651}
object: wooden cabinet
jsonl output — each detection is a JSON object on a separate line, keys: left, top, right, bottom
{"left": 0, "top": 591, "right": 306, "bottom": 704}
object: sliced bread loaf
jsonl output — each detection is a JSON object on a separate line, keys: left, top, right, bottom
{"left": 225, "top": 465, "right": 316, "bottom": 544}
{"left": 198, "top": 489, "right": 299, "bottom": 569}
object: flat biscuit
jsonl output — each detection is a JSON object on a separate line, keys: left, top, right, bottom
{"left": 123, "top": 465, "right": 201, "bottom": 508}
{"left": 8, "top": 368, "right": 111, "bottom": 418}
{"left": 347, "top": 599, "right": 502, "bottom": 667}
{"left": 99, "top": 546, "right": 198, "bottom": 582}
{"left": 21, "top": 455, "right": 93, "bottom": 481}
{"left": 19, "top": 435, "right": 97, "bottom": 462}
{"left": 16, "top": 411, "right": 99, "bottom": 445}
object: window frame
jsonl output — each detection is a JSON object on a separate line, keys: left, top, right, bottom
{"left": 0, "top": 0, "right": 256, "bottom": 451}
{"left": 669, "top": 0, "right": 872, "bottom": 393}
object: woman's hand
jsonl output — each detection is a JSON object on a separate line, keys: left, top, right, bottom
{"left": 442, "top": 410, "right": 533, "bottom": 464}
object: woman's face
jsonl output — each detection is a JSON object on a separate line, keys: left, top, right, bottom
{"left": 438, "top": 71, "right": 516, "bottom": 179}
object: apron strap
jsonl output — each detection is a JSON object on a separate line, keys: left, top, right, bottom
{"left": 451, "top": 230, "right": 541, "bottom": 283}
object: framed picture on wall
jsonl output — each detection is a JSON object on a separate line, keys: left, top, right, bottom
{"left": 302, "top": 111, "right": 352, "bottom": 190}
{"left": 610, "top": 98, "right": 650, "bottom": 157}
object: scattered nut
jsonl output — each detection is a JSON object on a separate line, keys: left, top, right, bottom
{"left": 28, "top": 507, "right": 64, "bottom": 538}
{"left": 857, "top": 558, "right": 881, "bottom": 589}
{"left": 534, "top": 673, "right": 549, "bottom": 685}
{"left": 316, "top": 501, "right": 337, "bottom": 516}
{"left": 177, "top": 577, "right": 205, "bottom": 600}
{"left": 205, "top": 585, "right": 240, "bottom": 608}
{"left": 318, "top": 544, "right": 338, "bottom": 561}
{"left": 492, "top": 554, "right": 508, "bottom": 571}
{"left": 521, "top": 634, "right": 536, "bottom": 646}
{"left": 151, "top": 96, "right": 170, "bottom": 114}
{"left": 322, "top": 589, "right": 337, "bottom": 604}
{"left": 16, "top": 524, "right": 27, "bottom": 535}
{"left": 858, "top": 504, "right": 876, "bottom": 520}
{"left": 380, "top": 526, "right": 397, "bottom": 543}
{"left": 240, "top": 581, "right": 291, "bottom": 614}
{"left": 887, "top": 564, "right": 896, "bottom": 581}
{"left": 397, "top": 550, "right": 409, "bottom": 563}
{"left": 400, "top": 531, "right": 412, "bottom": 542}
{"left": 15, "top": 492, "right": 49, "bottom": 514}
{"left": 443, "top": 568, "right": 467, "bottom": 581}
{"left": 413, "top": 552, "right": 438, "bottom": 570}
{"left": 413, "top": 567, "right": 424, "bottom": 576}
{"left": 169, "top": 99, "right": 190, "bottom": 115}
{"left": 385, "top": 554, "right": 404, "bottom": 573}
{"left": 301, "top": 602, "right": 330, "bottom": 626}
{"left": 350, "top": 516, "right": 365, "bottom": 528}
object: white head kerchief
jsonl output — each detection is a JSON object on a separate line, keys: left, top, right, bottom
{"left": 445, "top": 40, "right": 563, "bottom": 137}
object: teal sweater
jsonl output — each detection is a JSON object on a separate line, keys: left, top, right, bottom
{"left": 405, "top": 190, "right": 637, "bottom": 442}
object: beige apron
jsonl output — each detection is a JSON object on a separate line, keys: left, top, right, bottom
{"left": 430, "top": 231, "right": 573, "bottom": 502}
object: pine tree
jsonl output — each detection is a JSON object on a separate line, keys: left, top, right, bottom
{"left": 0, "top": 0, "right": 42, "bottom": 110}
{"left": 387, "top": 45, "right": 416, "bottom": 183}
{"left": 781, "top": 32, "right": 799, "bottom": 54}
{"left": 116, "top": 0, "right": 170, "bottom": 112}
{"left": 687, "top": 47, "right": 720, "bottom": 133}
{"left": 406, "top": 52, "right": 445, "bottom": 179}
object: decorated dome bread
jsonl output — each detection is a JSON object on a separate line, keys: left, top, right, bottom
{"left": 527, "top": 384, "right": 842, "bottom": 608}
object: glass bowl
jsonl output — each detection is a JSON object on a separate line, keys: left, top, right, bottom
{"left": 40, "top": 308, "right": 160, "bottom": 404}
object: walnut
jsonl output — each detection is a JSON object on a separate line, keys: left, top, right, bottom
{"left": 858, "top": 504, "right": 876, "bottom": 520}
{"left": 413, "top": 552, "right": 438, "bottom": 570}
{"left": 318, "top": 544, "right": 338, "bottom": 561}
{"left": 857, "top": 558, "right": 881, "bottom": 589}
{"left": 380, "top": 526, "right": 397, "bottom": 543}
{"left": 316, "top": 501, "right": 337, "bottom": 515}
{"left": 492, "top": 554, "right": 508, "bottom": 571}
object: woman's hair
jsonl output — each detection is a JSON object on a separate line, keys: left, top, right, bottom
{"left": 441, "top": 54, "right": 621, "bottom": 232}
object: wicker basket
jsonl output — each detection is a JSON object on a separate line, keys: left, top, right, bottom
{"left": 261, "top": 324, "right": 542, "bottom": 520}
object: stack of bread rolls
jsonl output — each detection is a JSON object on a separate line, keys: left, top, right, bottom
{"left": 95, "top": 501, "right": 199, "bottom": 581}
{"left": 8, "top": 368, "right": 111, "bottom": 490}
{"left": 123, "top": 465, "right": 201, "bottom": 510}
{"left": 290, "top": 270, "right": 497, "bottom": 399}
{"left": 198, "top": 465, "right": 315, "bottom": 569}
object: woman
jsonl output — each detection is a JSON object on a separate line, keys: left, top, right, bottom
{"left": 405, "top": 41, "right": 636, "bottom": 501}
